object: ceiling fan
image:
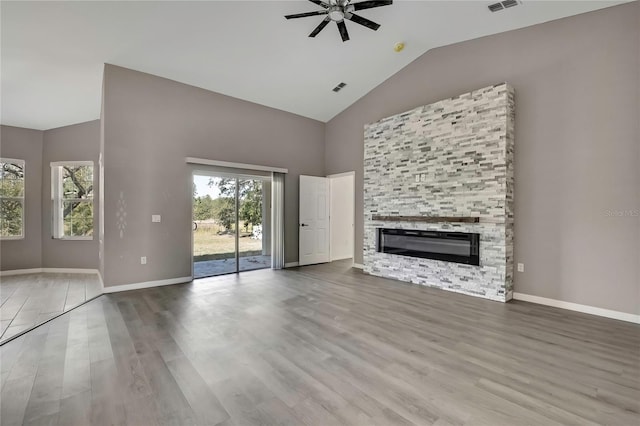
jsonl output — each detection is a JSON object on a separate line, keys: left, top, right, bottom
{"left": 285, "top": 0, "right": 393, "bottom": 42}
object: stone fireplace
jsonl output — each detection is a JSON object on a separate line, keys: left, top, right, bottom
{"left": 363, "top": 83, "right": 515, "bottom": 302}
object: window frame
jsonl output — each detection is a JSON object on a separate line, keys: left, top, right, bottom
{"left": 51, "top": 160, "right": 95, "bottom": 241}
{"left": 0, "top": 158, "right": 26, "bottom": 240}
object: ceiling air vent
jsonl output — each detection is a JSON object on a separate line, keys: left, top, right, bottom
{"left": 332, "top": 82, "right": 347, "bottom": 93}
{"left": 488, "top": 0, "right": 520, "bottom": 12}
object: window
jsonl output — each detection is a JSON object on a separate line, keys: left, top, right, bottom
{"left": 0, "top": 158, "right": 25, "bottom": 239}
{"left": 51, "top": 162, "right": 94, "bottom": 239}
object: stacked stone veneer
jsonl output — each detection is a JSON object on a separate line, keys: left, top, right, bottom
{"left": 364, "top": 83, "right": 515, "bottom": 302}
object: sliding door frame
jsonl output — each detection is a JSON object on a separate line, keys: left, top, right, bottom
{"left": 190, "top": 169, "right": 272, "bottom": 279}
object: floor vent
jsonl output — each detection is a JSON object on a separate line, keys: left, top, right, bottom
{"left": 488, "top": 0, "right": 520, "bottom": 12}
{"left": 332, "top": 82, "right": 347, "bottom": 92}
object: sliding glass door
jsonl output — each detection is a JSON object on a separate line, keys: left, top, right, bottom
{"left": 192, "top": 173, "right": 270, "bottom": 278}
{"left": 238, "top": 179, "right": 271, "bottom": 272}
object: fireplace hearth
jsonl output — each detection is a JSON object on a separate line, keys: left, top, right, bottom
{"left": 377, "top": 228, "right": 480, "bottom": 266}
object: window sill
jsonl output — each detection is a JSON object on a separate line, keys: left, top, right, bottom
{"left": 1, "top": 236, "right": 25, "bottom": 241}
{"left": 53, "top": 236, "right": 94, "bottom": 241}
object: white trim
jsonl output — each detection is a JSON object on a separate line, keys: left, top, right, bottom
{"left": 42, "top": 268, "right": 100, "bottom": 274}
{"left": 327, "top": 171, "right": 355, "bottom": 178}
{"left": 352, "top": 263, "right": 364, "bottom": 269}
{"left": 186, "top": 157, "right": 288, "bottom": 174}
{"left": 103, "top": 276, "right": 192, "bottom": 294}
{"left": 54, "top": 236, "right": 94, "bottom": 241}
{"left": 0, "top": 158, "right": 26, "bottom": 240}
{"left": 50, "top": 160, "right": 94, "bottom": 167}
{"left": 513, "top": 292, "right": 640, "bottom": 324}
{"left": 51, "top": 161, "right": 95, "bottom": 239}
{"left": 0, "top": 268, "right": 43, "bottom": 277}
{"left": 285, "top": 262, "right": 299, "bottom": 268}
{"left": 331, "top": 255, "right": 354, "bottom": 262}
{"left": 327, "top": 171, "right": 356, "bottom": 264}
{"left": 0, "top": 268, "right": 100, "bottom": 276}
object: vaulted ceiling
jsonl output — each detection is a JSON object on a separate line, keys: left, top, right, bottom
{"left": 1, "top": 0, "right": 628, "bottom": 130}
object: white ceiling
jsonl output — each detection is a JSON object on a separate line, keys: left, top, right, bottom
{"left": 1, "top": 0, "right": 628, "bottom": 130}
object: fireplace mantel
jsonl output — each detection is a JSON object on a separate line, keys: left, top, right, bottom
{"left": 372, "top": 215, "right": 480, "bottom": 223}
{"left": 372, "top": 215, "right": 507, "bottom": 224}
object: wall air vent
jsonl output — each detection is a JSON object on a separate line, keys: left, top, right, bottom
{"left": 332, "top": 82, "right": 347, "bottom": 93}
{"left": 488, "top": 0, "right": 520, "bottom": 12}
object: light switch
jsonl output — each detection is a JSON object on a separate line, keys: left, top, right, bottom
{"left": 152, "top": 215, "right": 161, "bottom": 223}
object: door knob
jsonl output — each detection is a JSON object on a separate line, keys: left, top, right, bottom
{"left": 300, "top": 223, "right": 309, "bottom": 227}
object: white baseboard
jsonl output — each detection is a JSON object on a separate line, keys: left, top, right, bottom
{"left": 284, "top": 262, "right": 299, "bottom": 268}
{"left": 331, "top": 256, "right": 354, "bottom": 262}
{"left": 0, "top": 268, "right": 43, "bottom": 277}
{"left": 352, "top": 263, "right": 364, "bottom": 269}
{"left": 1, "top": 268, "right": 100, "bottom": 277}
{"left": 41, "top": 268, "right": 100, "bottom": 274}
{"left": 513, "top": 292, "right": 640, "bottom": 324}
{"left": 103, "top": 276, "right": 192, "bottom": 294}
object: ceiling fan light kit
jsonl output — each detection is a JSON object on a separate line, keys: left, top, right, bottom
{"left": 285, "top": 0, "right": 393, "bottom": 42}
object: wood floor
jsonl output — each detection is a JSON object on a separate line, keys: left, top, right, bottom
{"left": 0, "top": 260, "right": 638, "bottom": 426}
{"left": 0, "top": 273, "right": 102, "bottom": 343}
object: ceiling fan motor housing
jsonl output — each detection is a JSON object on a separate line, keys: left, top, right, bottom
{"left": 329, "top": 6, "right": 346, "bottom": 21}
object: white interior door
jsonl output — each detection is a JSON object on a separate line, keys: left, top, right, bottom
{"left": 329, "top": 173, "right": 354, "bottom": 261}
{"left": 299, "top": 175, "right": 330, "bottom": 266}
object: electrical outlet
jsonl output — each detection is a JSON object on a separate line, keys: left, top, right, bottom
{"left": 141, "top": 256, "right": 147, "bottom": 265}
{"left": 517, "top": 262, "right": 524, "bottom": 272}
{"left": 152, "top": 215, "right": 161, "bottom": 223}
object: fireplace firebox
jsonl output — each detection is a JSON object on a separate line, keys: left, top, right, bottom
{"left": 377, "top": 228, "right": 480, "bottom": 266}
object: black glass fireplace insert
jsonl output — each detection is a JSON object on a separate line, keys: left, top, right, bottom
{"left": 377, "top": 228, "right": 480, "bottom": 266}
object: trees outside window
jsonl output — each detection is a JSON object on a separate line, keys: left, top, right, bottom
{"left": 52, "top": 162, "right": 94, "bottom": 239}
{"left": 0, "top": 159, "right": 25, "bottom": 239}
{"left": 212, "top": 178, "right": 262, "bottom": 232}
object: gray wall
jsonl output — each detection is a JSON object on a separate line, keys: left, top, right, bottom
{"left": 42, "top": 120, "right": 100, "bottom": 269}
{"left": 102, "top": 65, "right": 325, "bottom": 287}
{"left": 0, "top": 126, "right": 44, "bottom": 270}
{"left": 325, "top": 2, "right": 639, "bottom": 314}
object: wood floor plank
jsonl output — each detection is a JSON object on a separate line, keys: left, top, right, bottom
{"left": 165, "top": 356, "right": 230, "bottom": 425}
{"left": 57, "top": 390, "right": 92, "bottom": 426}
{"left": 0, "top": 260, "right": 637, "bottom": 425}
{"left": 0, "top": 272, "right": 102, "bottom": 344}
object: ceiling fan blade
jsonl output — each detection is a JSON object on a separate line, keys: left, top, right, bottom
{"left": 353, "top": 0, "right": 393, "bottom": 11}
{"left": 346, "top": 13, "right": 380, "bottom": 31}
{"left": 307, "top": 0, "right": 330, "bottom": 8}
{"left": 285, "top": 10, "right": 329, "bottom": 19}
{"left": 309, "top": 17, "right": 331, "bottom": 37}
{"left": 337, "top": 20, "right": 350, "bottom": 42}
